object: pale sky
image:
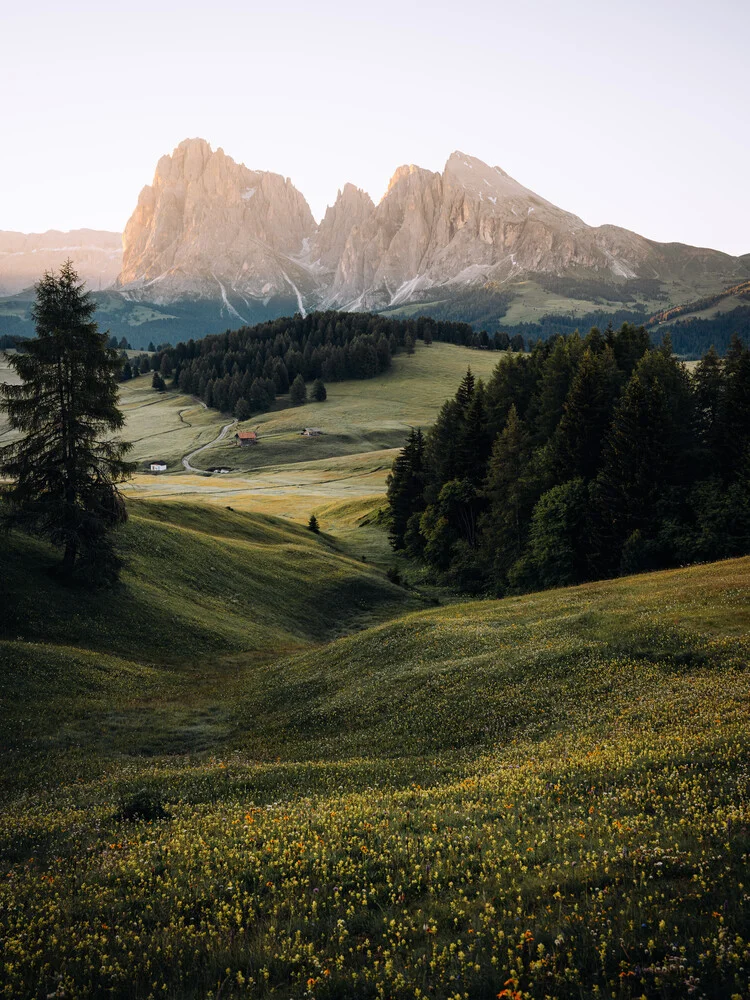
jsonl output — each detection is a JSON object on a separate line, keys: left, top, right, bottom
{"left": 2, "top": 0, "right": 748, "bottom": 255}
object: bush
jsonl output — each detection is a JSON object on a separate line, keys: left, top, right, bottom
{"left": 117, "top": 788, "right": 170, "bottom": 823}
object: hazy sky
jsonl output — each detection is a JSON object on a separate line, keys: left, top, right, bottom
{"left": 2, "top": 0, "right": 748, "bottom": 254}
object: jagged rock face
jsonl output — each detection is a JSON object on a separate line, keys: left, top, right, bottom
{"left": 0, "top": 230, "right": 122, "bottom": 296}
{"left": 327, "top": 153, "right": 667, "bottom": 308}
{"left": 311, "top": 184, "right": 374, "bottom": 272}
{"left": 118, "top": 139, "right": 319, "bottom": 312}
{"left": 114, "top": 141, "right": 748, "bottom": 317}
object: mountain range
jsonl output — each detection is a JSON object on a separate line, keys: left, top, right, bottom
{"left": 2, "top": 138, "right": 749, "bottom": 349}
{"left": 0, "top": 229, "right": 121, "bottom": 297}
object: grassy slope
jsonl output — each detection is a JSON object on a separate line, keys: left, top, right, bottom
{"left": 118, "top": 381, "right": 227, "bottom": 471}
{"left": 0, "top": 501, "right": 416, "bottom": 786}
{"left": 195, "top": 341, "right": 500, "bottom": 472}
{"left": 2, "top": 527, "right": 750, "bottom": 998}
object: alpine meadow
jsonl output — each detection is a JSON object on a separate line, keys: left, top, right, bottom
{"left": 3, "top": 3, "right": 750, "bottom": 998}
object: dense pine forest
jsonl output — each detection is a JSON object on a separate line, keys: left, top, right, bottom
{"left": 387, "top": 324, "right": 750, "bottom": 593}
{"left": 146, "top": 311, "right": 524, "bottom": 417}
{"left": 659, "top": 305, "right": 750, "bottom": 357}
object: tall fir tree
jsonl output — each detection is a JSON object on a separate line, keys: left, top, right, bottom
{"left": 386, "top": 428, "right": 426, "bottom": 549}
{"left": 455, "top": 368, "right": 475, "bottom": 411}
{"left": 0, "top": 262, "right": 134, "bottom": 583}
{"left": 290, "top": 373, "right": 307, "bottom": 405}
{"left": 595, "top": 342, "right": 695, "bottom": 573}
{"left": 480, "top": 404, "right": 533, "bottom": 588}
{"left": 692, "top": 345, "right": 725, "bottom": 476}
{"left": 550, "top": 345, "right": 620, "bottom": 481}
{"left": 716, "top": 335, "right": 750, "bottom": 481}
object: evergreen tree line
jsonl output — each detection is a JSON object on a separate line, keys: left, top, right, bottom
{"left": 145, "top": 311, "right": 526, "bottom": 418}
{"left": 656, "top": 306, "right": 750, "bottom": 359}
{"left": 495, "top": 309, "right": 650, "bottom": 346}
{"left": 387, "top": 324, "right": 750, "bottom": 594}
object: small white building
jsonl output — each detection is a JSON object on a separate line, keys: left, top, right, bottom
{"left": 149, "top": 461, "right": 168, "bottom": 472}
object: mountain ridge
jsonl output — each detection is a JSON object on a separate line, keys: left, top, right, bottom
{"left": 116, "top": 139, "right": 749, "bottom": 318}
{"left": 0, "top": 228, "right": 122, "bottom": 296}
{"left": 2, "top": 140, "right": 749, "bottom": 347}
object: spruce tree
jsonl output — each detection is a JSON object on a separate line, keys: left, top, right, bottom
{"left": 550, "top": 346, "right": 619, "bottom": 481}
{"left": 692, "top": 345, "right": 724, "bottom": 476}
{"left": 456, "top": 379, "right": 490, "bottom": 484}
{"left": 595, "top": 344, "right": 695, "bottom": 573}
{"left": 716, "top": 336, "right": 750, "bottom": 481}
{"left": 307, "top": 513, "right": 320, "bottom": 533}
{"left": 480, "top": 404, "right": 533, "bottom": 588}
{"left": 0, "top": 262, "right": 134, "bottom": 583}
{"left": 455, "top": 368, "right": 475, "bottom": 411}
{"left": 311, "top": 378, "right": 327, "bottom": 402}
{"left": 386, "top": 428, "right": 425, "bottom": 549}
{"left": 234, "top": 398, "right": 251, "bottom": 421}
{"left": 290, "top": 373, "right": 307, "bottom": 405}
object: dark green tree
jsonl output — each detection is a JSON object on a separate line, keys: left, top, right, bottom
{"left": 0, "top": 262, "right": 134, "bottom": 583}
{"left": 234, "top": 398, "right": 251, "bottom": 421}
{"left": 607, "top": 322, "right": 651, "bottom": 381}
{"left": 307, "top": 513, "right": 320, "bottom": 533}
{"left": 455, "top": 368, "right": 475, "bottom": 411}
{"left": 595, "top": 343, "right": 695, "bottom": 574}
{"left": 528, "top": 333, "right": 582, "bottom": 442}
{"left": 510, "top": 478, "right": 590, "bottom": 591}
{"left": 152, "top": 372, "right": 166, "bottom": 392}
{"left": 716, "top": 335, "right": 750, "bottom": 481}
{"left": 290, "top": 373, "right": 307, "bottom": 405}
{"left": 311, "top": 378, "right": 327, "bottom": 402}
{"left": 479, "top": 404, "right": 533, "bottom": 589}
{"left": 549, "top": 345, "right": 619, "bottom": 481}
{"left": 386, "top": 428, "right": 425, "bottom": 549}
{"left": 692, "top": 345, "right": 724, "bottom": 475}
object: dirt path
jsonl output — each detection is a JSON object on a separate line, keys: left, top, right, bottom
{"left": 182, "top": 419, "right": 237, "bottom": 472}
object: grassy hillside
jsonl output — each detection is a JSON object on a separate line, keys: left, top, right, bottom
{"left": 2, "top": 534, "right": 750, "bottom": 999}
{"left": 118, "top": 384, "right": 227, "bottom": 471}
{"left": 116, "top": 341, "right": 500, "bottom": 515}
{"left": 0, "top": 501, "right": 416, "bottom": 789}
{"left": 190, "top": 341, "right": 500, "bottom": 473}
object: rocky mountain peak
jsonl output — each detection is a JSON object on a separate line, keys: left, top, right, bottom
{"left": 112, "top": 140, "right": 750, "bottom": 320}
{"left": 313, "top": 185, "right": 374, "bottom": 271}
{"left": 118, "top": 140, "right": 317, "bottom": 309}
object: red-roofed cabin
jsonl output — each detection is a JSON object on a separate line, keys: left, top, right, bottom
{"left": 235, "top": 430, "right": 258, "bottom": 446}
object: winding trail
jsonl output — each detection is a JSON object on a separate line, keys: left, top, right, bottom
{"left": 182, "top": 418, "right": 237, "bottom": 472}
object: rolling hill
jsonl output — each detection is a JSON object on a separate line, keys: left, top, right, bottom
{"left": 2, "top": 493, "right": 750, "bottom": 999}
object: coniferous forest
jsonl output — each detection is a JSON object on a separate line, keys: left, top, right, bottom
{"left": 147, "top": 311, "right": 523, "bottom": 417}
{"left": 387, "top": 324, "right": 750, "bottom": 593}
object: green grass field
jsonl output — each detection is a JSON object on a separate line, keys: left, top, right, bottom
{"left": 0, "top": 502, "right": 418, "bottom": 792}
{"left": 2, "top": 495, "right": 750, "bottom": 998}
{"left": 192, "top": 341, "right": 500, "bottom": 473}
{"left": 112, "top": 341, "right": 500, "bottom": 522}
{"left": 4, "top": 338, "right": 750, "bottom": 999}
